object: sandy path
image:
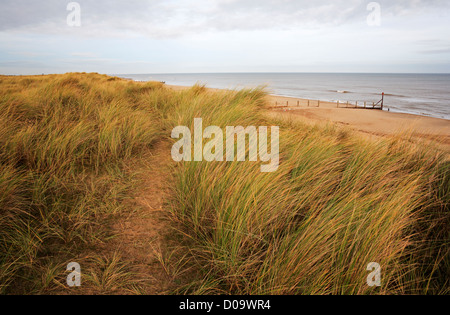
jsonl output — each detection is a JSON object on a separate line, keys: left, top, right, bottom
{"left": 109, "top": 140, "right": 177, "bottom": 294}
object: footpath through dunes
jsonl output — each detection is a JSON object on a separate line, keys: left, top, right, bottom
{"left": 0, "top": 73, "right": 190, "bottom": 294}
{"left": 104, "top": 140, "right": 178, "bottom": 294}
{"left": 52, "top": 140, "right": 178, "bottom": 295}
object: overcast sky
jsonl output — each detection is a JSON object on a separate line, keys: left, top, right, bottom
{"left": 1, "top": 0, "right": 449, "bottom": 74}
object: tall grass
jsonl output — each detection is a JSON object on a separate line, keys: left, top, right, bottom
{"left": 165, "top": 86, "right": 449, "bottom": 295}
{"left": 0, "top": 73, "right": 162, "bottom": 294}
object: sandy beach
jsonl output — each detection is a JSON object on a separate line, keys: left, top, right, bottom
{"left": 167, "top": 84, "right": 450, "bottom": 153}
{"left": 267, "top": 94, "right": 450, "bottom": 151}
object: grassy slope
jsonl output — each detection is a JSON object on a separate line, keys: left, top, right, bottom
{"left": 0, "top": 73, "right": 163, "bottom": 293}
{"left": 0, "top": 73, "right": 448, "bottom": 294}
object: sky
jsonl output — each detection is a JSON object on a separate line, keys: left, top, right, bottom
{"left": 0, "top": 0, "right": 449, "bottom": 75}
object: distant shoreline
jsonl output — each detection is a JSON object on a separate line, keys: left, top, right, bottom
{"left": 122, "top": 72, "right": 450, "bottom": 120}
{"left": 165, "top": 83, "right": 450, "bottom": 154}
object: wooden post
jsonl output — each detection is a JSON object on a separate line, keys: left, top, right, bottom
{"left": 276, "top": 101, "right": 278, "bottom": 106}
{"left": 318, "top": 100, "right": 320, "bottom": 107}
{"left": 364, "top": 102, "right": 366, "bottom": 108}
{"left": 337, "top": 100, "right": 339, "bottom": 108}
{"left": 356, "top": 101, "right": 358, "bottom": 108}
{"left": 297, "top": 100, "right": 299, "bottom": 107}
{"left": 308, "top": 100, "right": 310, "bottom": 107}
{"left": 347, "top": 101, "right": 349, "bottom": 108}
{"left": 381, "top": 92, "right": 384, "bottom": 110}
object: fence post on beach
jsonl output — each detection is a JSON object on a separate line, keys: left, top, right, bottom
{"left": 287, "top": 101, "right": 289, "bottom": 107}
{"left": 337, "top": 100, "right": 339, "bottom": 108}
{"left": 381, "top": 92, "right": 384, "bottom": 110}
{"left": 318, "top": 100, "right": 320, "bottom": 107}
{"left": 364, "top": 102, "right": 366, "bottom": 108}
{"left": 356, "top": 101, "right": 358, "bottom": 108}
{"left": 308, "top": 100, "right": 310, "bottom": 107}
{"left": 297, "top": 100, "right": 299, "bottom": 107}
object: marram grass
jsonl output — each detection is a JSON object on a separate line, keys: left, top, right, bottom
{"left": 0, "top": 73, "right": 162, "bottom": 294}
{"left": 0, "top": 73, "right": 448, "bottom": 295}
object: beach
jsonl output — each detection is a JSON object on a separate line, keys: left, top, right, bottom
{"left": 167, "top": 84, "right": 450, "bottom": 153}
{"left": 129, "top": 73, "right": 450, "bottom": 120}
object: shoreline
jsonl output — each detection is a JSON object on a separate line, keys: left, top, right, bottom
{"left": 166, "top": 83, "right": 450, "bottom": 153}
{"left": 166, "top": 83, "right": 448, "bottom": 118}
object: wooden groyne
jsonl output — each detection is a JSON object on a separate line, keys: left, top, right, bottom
{"left": 337, "top": 93, "right": 384, "bottom": 110}
{"left": 271, "top": 93, "right": 385, "bottom": 110}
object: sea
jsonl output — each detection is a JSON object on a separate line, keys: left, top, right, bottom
{"left": 117, "top": 73, "right": 450, "bottom": 120}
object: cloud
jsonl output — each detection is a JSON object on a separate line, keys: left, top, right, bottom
{"left": 1, "top": 0, "right": 449, "bottom": 38}
{"left": 70, "top": 52, "right": 98, "bottom": 58}
{"left": 419, "top": 48, "right": 450, "bottom": 54}
{"left": 414, "top": 39, "right": 450, "bottom": 54}
{"left": 1, "top": 0, "right": 449, "bottom": 74}
{"left": 0, "top": 60, "right": 49, "bottom": 68}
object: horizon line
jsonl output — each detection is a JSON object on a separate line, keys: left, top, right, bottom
{"left": 114, "top": 71, "right": 450, "bottom": 75}
{"left": 2, "top": 71, "right": 450, "bottom": 76}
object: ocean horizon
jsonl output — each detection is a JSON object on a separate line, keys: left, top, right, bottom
{"left": 117, "top": 73, "right": 450, "bottom": 121}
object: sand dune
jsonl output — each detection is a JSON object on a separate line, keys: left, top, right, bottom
{"left": 167, "top": 84, "right": 450, "bottom": 153}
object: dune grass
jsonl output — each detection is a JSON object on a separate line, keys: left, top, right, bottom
{"left": 161, "top": 83, "right": 449, "bottom": 295}
{"left": 0, "top": 73, "right": 448, "bottom": 295}
{"left": 0, "top": 73, "right": 163, "bottom": 294}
